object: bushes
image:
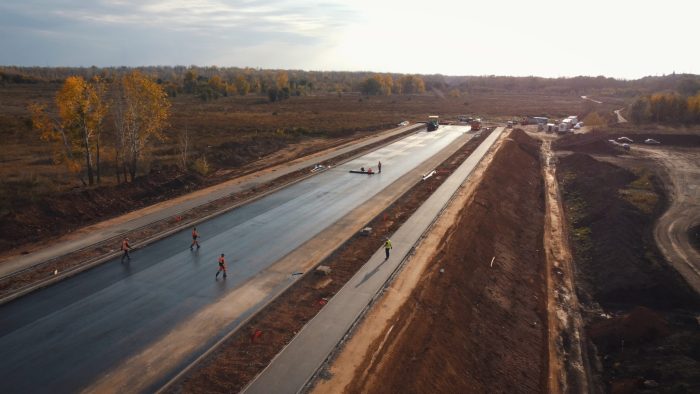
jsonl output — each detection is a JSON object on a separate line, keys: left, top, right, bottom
{"left": 192, "top": 156, "right": 209, "bottom": 176}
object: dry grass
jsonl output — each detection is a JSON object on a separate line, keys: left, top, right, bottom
{"left": 0, "top": 83, "right": 611, "bottom": 193}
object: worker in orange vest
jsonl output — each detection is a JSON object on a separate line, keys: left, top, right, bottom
{"left": 190, "top": 227, "right": 200, "bottom": 250}
{"left": 121, "top": 237, "right": 131, "bottom": 263}
{"left": 216, "top": 253, "right": 227, "bottom": 279}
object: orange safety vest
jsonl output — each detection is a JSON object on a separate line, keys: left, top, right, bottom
{"left": 218, "top": 256, "right": 225, "bottom": 266}
{"left": 192, "top": 229, "right": 198, "bottom": 238}
{"left": 122, "top": 239, "right": 129, "bottom": 250}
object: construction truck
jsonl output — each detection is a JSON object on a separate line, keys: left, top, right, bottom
{"left": 427, "top": 115, "right": 439, "bottom": 131}
{"left": 470, "top": 119, "right": 481, "bottom": 131}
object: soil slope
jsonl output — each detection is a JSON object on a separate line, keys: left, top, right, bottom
{"left": 345, "top": 130, "right": 547, "bottom": 393}
{"left": 557, "top": 152, "right": 700, "bottom": 393}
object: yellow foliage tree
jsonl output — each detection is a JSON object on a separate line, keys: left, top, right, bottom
{"left": 113, "top": 71, "right": 171, "bottom": 182}
{"left": 583, "top": 111, "right": 606, "bottom": 127}
{"left": 235, "top": 75, "right": 250, "bottom": 95}
{"left": 208, "top": 75, "right": 226, "bottom": 94}
{"left": 276, "top": 71, "right": 289, "bottom": 90}
{"left": 30, "top": 75, "right": 107, "bottom": 186}
{"left": 398, "top": 75, "right": 426, "bottom": 94}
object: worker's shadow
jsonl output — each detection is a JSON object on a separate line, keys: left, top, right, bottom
{"left": 355, "top": 258, "right": 388, "bottom": 288}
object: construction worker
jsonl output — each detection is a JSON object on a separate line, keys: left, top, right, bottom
{"left": 121, "top": 237, "right": 131, "bottom": 263}
{"left": 190, "top": 227, "right": 200, "bottom": 250}
{"left": 384, "top": 238, "right": 392, "bottom": 260}
{"left": 378, "top": 161, "right": 382, "bottom": 173}
{"left": 216, "top": 253, "right": 227, "bottom": 279}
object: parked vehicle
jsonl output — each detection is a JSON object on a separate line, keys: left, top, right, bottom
{"left": 617, "top": 137, "right": 634, "bottom": 143}
{"left": 644, "top": 138, "right": 661, "bottom": 145}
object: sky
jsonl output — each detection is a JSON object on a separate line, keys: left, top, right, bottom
{"left": 0, "top": 0, "right": 698, "bottom": 79}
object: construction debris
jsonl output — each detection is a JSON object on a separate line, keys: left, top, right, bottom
{"left": 422, "top": 170, "right": 436, "bottom": 181}
{"left": 316, "top": 265, "right": 332, "bottom": 275}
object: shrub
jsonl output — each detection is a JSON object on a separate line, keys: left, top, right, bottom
{"left": 193, "top": 155, "right": 210, "bottom": 176}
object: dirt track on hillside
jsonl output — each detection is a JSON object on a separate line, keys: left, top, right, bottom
{"left": 557, "top": 148, "right": 700, "bottom": 393}
{"left": 635, "top": 146, "right": 700, "bottom": 294}
{"left": 325, "top": 130, "right": 548, "bottom": 393}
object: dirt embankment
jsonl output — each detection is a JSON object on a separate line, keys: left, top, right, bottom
{"left": 553, "top": 129, "right": 700, "bottom": 156}
{"left": 557, "top": 152, "right": 700, "bottom": 393}
{"left": 165, "top": 131, "right": 493, "bottom": 394}
{"left": 343, "top": 130, "right": 547, "bottom": 393}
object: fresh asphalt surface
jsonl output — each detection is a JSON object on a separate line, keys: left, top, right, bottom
{"left": 0, "top": 126, "right": 470, "bottom": 393}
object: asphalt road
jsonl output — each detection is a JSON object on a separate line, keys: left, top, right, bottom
{"left": 0, "top": 126, "right": 470, "bottom": 393}
{"left": 243, "top": 127, "right": 505, "bottom": 394}
{"left": 0, "top": 123, "right": 422, "bottom": 278}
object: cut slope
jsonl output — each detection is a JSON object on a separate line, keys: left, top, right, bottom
{"left": 347, "top": 131, "right": 547, "bottom": 393}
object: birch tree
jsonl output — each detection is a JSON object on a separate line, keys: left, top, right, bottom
{"left": 30, "top": 75, "right": 107, "bottom": 186}
{"left": 112, "top": 71, "right": 170, "bottom": 182}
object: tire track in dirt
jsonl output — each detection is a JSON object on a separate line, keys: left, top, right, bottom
{"left": 542, "top": 140, "right": 589, "bottom": 393}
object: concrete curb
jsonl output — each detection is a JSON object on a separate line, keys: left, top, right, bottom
{"left": 155, "top": 127, "right": 478, "bottom": 393}
{"left": 241, "top": 127, "right": 506, "bottom": 393}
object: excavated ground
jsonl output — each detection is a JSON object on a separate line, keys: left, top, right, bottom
{"left": 166, "top": 131, "right": 493, "bottom": 393}
{"left": 557, "top": 152, "right": 700, "bottom": 393}
{"left": 339, "top": 130, "right": 548, "bottom": 393}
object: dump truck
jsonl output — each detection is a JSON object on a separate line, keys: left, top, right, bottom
{"left": 470, "top": 119, "right": 481, "bottom": 131}
{"left": 427, "top": 115, "right": 439, "bottom": 131}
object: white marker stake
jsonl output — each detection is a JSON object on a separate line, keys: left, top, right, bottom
{"left": 490, "top": 256, "right": 495, "bottom": 267}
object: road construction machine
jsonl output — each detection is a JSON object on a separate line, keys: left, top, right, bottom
{"left": 427, "top": 115, "right": 439, "bottom": 131}
{"left": 470, "top": 119, "right": 481, "bottom": 131}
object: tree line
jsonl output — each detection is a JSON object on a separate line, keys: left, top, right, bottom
{"left": 626, "top": 77, "right": 700, "bottom": 124}
{"left": 628, "top": 92, "right": 700, "bottom": 124}
{"left": 6, "top": 66, "right": 697, "bottom": 99}
{"left": 30, "top": 71, "right": 170, "bottom": 186}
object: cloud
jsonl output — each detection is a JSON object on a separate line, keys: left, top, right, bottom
{"left": 0, "top": 0, "right": 355, "bottom": 66}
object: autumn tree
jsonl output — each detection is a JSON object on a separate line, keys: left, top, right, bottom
{"left": 30, "top": 75, "right": 107, "bottom": 186}
{"left": 361, "top": 76, "right": 383, "bottom": 95}
{"left": 183, "top": 70, "right": 197, "bottom": 93}
{"left": 628, "top": 97, "right": 650, "bottom": 124}
{"left": 112, "top": 71, "right": 170, "bottom": 182}
{"left": 398, "top": 75, "right": 426, "bottom": 94}
{"left": 276, "top": 71, "right": 289, "bottom": 90}
{"left": 208, "top": 75, "right": 226, "bottom": 95}
{"left": 234, "top": 75, "right": 250, "bottom": 95}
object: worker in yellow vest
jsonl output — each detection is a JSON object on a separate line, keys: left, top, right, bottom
{"left": 384, "top": 238, "right": 392, "bottom": 260}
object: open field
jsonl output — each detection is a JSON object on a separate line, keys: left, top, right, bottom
{"left": 0, "top": 82, "right": 622, "bottom": 252}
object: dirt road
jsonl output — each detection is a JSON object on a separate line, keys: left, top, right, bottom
{"left": 581, "top": 95, "right": 603, "bottom": 104}
{"left": 541, "top": 140, "right": 589, "bottom": 393}
{"left": 635, "top": 146, "right": 700, "bottom": 293}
